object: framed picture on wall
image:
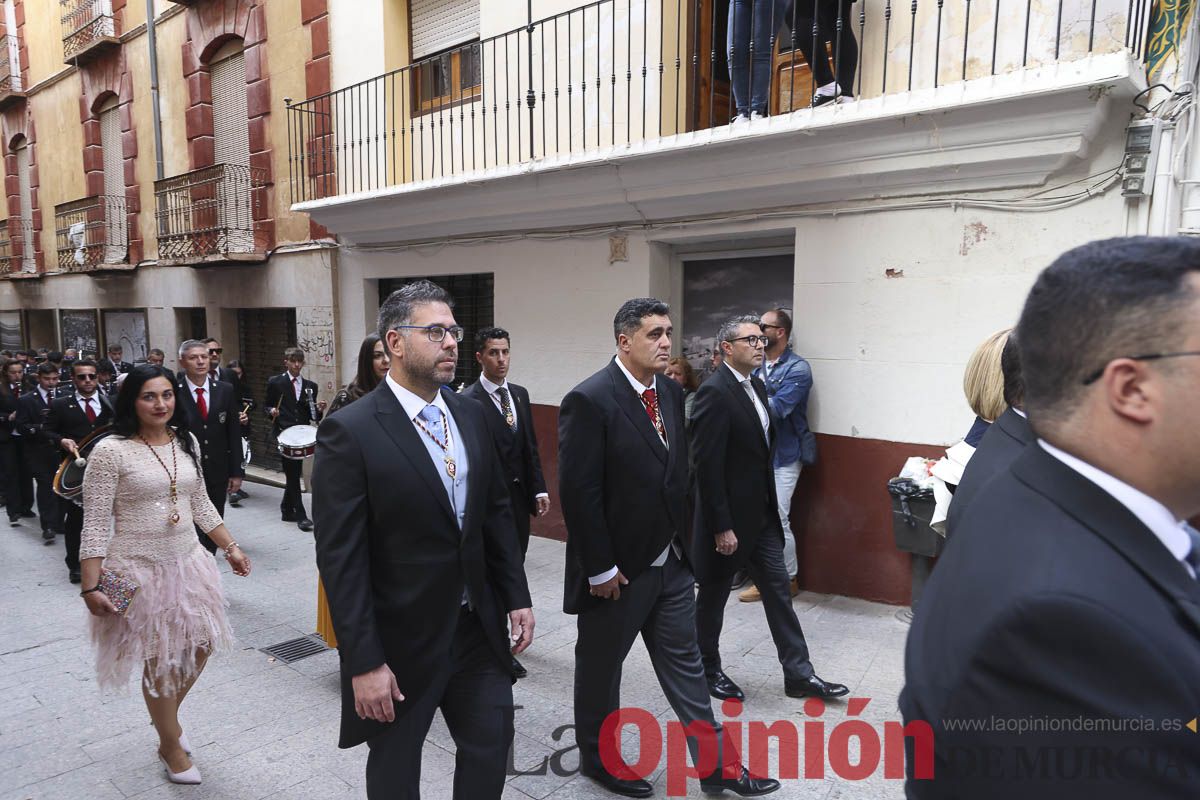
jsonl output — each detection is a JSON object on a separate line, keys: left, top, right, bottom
{"left": 102, "top": 309, "right": 150, "bottom": 364}
{"left": 0, "top": 311, "right": 22, "bottom": 351}
{"left": 60, "top": 309, "right": 101, "bottom": 359}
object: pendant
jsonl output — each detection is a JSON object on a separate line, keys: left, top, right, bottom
{"left": 444, "top": 455, "right": 457, "bottom": 479}
{"left": 169, "top": 510, "right": 180, "bottom": 525}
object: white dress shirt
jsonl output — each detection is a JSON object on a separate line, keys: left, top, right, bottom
{"left": 588, "top": 358, "right": 675, "bottom": 586}
{"left": 1039, "top": 440, "right": 1195, "bottom": 579}
{"left": 185, "top": 376, "right": 211, "bottom": 410}
{"left": 479, "top": 375, "right": 549, "bottom": 503}
{"left": 75, "top": 392, "right": 100, "bottom": 418}
{"left": 725, "top": 361, "right": 770, "bottom": 439}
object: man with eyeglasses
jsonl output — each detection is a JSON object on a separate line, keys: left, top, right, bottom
{"left": 265, "top": 347, "right": 325, "bottom": 531}
{"left": 902, "top": 237, "right": 1200, "bottom": 796}
{"left": 740, "top": 307, "right": 816, "bottom": 603}
{"left": 44, "top": 359, "right": 114, "bottom": 583}
{"left": 691, "top": 315, "right": 847, "bottom": 706}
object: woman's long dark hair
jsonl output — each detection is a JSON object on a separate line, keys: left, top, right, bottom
{"left": 112, "top": 365, "right": 199, "bottom": 467}
{"left": 350, "top": 333, "right": 384, "bottom": 398}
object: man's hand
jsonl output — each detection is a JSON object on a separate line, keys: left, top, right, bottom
{"left": 509, "top": 608, "right": 535, "bottom": 654}
{"left": 590, "top": 571, "right": 629, "bottom": 601}
{"left": 60, "top": 438, "right": 78, "bottom": 454}
{"left": 238, "top": 411, "right": 249, "bottom": 426}
{"left": 227, "top": 477, "right": 243, "bottom": 495}
{"left": 268, "top": 407, "right": 279, "bottom": 419}
{"left": 715, "top": 530, "right": 738, "bottom": 557}
{"left": 535, "top": 496, "right": 551, "bottom": 517}
{"left": 352, "top": 663, "right": 404, "bottom": 723}
{"left": 317, "top": 400, "right": 328, "bottom": 412}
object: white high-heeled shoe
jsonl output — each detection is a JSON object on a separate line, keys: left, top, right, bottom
{"left": 179, "top": 730, "right": 192, "bottom": 755}
{"left": 160, "top": 752, "right": 202, "bottom": 785}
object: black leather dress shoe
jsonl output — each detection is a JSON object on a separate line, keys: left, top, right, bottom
{"left": 297, "top": 518, "right": 314, "bottom": 532}
{"left": 69, "top": 569, "right": 82, "bottom": 584}
{"left": 729, "top": 569, "right": 750, "bottom": 590}
{"left": 511, "top": 656, "right": 528, "bottom": 679}
{"left": 7, "top": 515, "right": 20, "bottom": 526}
{"left": 280, "top": 512, "right": 297, "bottom": 522}
{"left": 784, "top": 674, "right": 849, "bottom": 699}
{"left": 700, "top": 766, "right": 780, "bottom": 796}
{"left": 706, "top": 670, "right": 745, "bottom": 701}
{"left": 581, "top": 766, "right": 653, "bottom": 798}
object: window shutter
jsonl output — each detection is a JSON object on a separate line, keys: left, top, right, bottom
{"left": 99, "top": 105, "right": 127, "bottom": 262}
{"left": 14, "top": 139, "right": 33, "bottom": 271}
{"left": 211, "top": 50, "right": 250, "bottom": 166}
{"left": 410, "top": 0, "right": 479, "bottom": 60}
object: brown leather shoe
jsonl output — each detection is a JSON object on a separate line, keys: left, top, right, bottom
{"left": 789, "top": 577, "right": 800, "bottom": 597}
{"left": 738, "top": 584, "right": 761, "bottom": 603}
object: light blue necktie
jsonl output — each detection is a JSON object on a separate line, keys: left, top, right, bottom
{"left": 419, "top": 404, "right": 444, "bottom": 440}
{"left": 1183, "top": 524, "right": 1200, "bottom": 579}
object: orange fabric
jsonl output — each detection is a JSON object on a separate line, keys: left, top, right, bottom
{"left": 316, "top": 578, "right": 338, "bottom": 648}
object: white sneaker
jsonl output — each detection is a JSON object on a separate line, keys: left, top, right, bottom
{"left": 730, "top": 114, "right": 750, "bottom": 128}
{"left": 750, "top": 111, "right": 767, "bottom": 121}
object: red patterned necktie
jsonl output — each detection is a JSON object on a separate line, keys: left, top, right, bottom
{"left": 196, "top": 387, "right": 208, "bottom": 421}
{"left": 639, "top": 388, "right": 665, "bottom": 440}
{"left": 84, "top": 398, "right": 96, "bottom": 423}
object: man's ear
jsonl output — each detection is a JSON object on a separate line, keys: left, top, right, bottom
{"left": 1103, "top": 359, "right": 1156, "bottom": 425}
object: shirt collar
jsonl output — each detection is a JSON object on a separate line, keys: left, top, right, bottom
{"left": 479, "top": 375, "right": 509, "bottom": 395}
{"left": 725, "top": 360, "right": 753, "bottom": 383}
{"left": 76, "top": 392, "right": 97, "bottom": 405}
{"left": 186, "top": 376, "right": 209, "bottom": 393}
{"left": 385, "top": 373, "right": 448, "bottom": 422}
{"left": 1037, "top": 439, "right": 1192, "bottom": 568}
{"left": 1013, "top": 407, "right": 1028, "bottom": 419}
{"left": 39, "top": 387, "right": 50, "bottom": 402}
{"left": 614, "top": 355, "right": 656, "bottom": 393}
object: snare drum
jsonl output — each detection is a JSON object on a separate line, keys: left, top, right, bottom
{"left": 277, "top": 424, "right": 318, "bottom": 460}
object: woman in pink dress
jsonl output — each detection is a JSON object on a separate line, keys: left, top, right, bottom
{"left": 79, "top": 365, "right": 252, "bottom": 785}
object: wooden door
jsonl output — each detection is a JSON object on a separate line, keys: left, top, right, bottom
{"left": 693, "top": 0, "right": 731, "bottom": 130}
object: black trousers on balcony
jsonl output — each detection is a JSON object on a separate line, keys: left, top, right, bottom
{"left": 789, "top": 0, "right": 859, "bottom": 94}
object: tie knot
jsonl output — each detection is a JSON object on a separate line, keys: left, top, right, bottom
{"left": 641, "top": 388, "right": 656, "bottom": 405}
{"left": 496, "top": 386, "right": 508, "bottom": 398}
{"left": 196, "top": 387, "right": 204, "bottom": 395}
{"left": 419, "top": 404, "right": 442, "bottom": 424}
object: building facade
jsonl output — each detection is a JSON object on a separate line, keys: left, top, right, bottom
{"left": 0, "top": 0, "right": 337, "bottom": 467}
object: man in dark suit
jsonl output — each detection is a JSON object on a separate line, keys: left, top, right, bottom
{"left": 945, "top": 334, "right": 1032, "bottom": 539}
{"left": 0, "top": 358, "right": 33, "bottom": 525}
{"left": 691, "top": 315, "right": 847, "bottom": 705}
{"left": 265, "top": 347, "right": 325, "bottom": 531}
{"left": 464, "top": 327, "right": 549, "bottom": 680}
{"left": 102, "top": 344, "right": 133, "bottom": 377}
{"left": 44, "top": 359, "right": 113, "bottom": 583}
{"left": 901, "top": 237, "right": 1200, "bottom": 798}
{"left": 176, "top": 340, "right": 244, "bottom": 553}
{"left": 559, "top": 298, "right": 778, "bottom": 798}
{"left": 314, "top": 280, "right": 533, "bottom": 800}
{"left": 15, "top": 362, "right": 65, "bottom": 544}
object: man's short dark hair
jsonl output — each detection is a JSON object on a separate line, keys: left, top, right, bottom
{"left": 474, "top": 326, "right": 510, "bottom": 354}
{"left": 1015, "top": 236, "right": 1200, "bottom": 433}
{"left": 72, "top": 359, "right": 97, "bottom": 376}
{"left": 48, "top": 351, "right": 63, "bottom": 362}
{"left": 97, "top": 362, "right": 115, "bottom": 376}
{"left": 613, "top": 298, "right": 670, "bottom": 341}
{"left": 149, "top": 348, "right": 165, "bottom": 358}
{"left": 36, "top": 362, "right": 57, "bottom": 376}
{"left": 1001, "top": 333, "right": 1024, "bottom": 409}
{"left": 716, "top": 314, "right": 762, "bottom": 345}
{"left": 378, "top": 280, "right": 454, "bottom": 341}
{"left": 765, "top": 308, "right": 792, "bottom": 337}
{"left": 203, "top": 337, "right": 218, "bottom": 345}
{"left": 107, "top": 344, "right": 122, "bottom": 354}
{"left": 283, "top": 347, "right": 306, "bottom": 362}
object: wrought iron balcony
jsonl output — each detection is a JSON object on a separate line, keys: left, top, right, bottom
{"left": 154, "top": 163, "right": 268, "bottom": 265}
{"left": 287, "top": 0, "right": 1154, "bottom": 205}
{"left": 0, "top": 35, "right": 25, "bottom": 109}
{"left": 0, "top": 218, "right": 38, "bottom": 277}
{"left": 54, "top": 195, "right": 129, "bottom": 272}
{"left": 60, "top": 0, "right": 119, "bottom": 64}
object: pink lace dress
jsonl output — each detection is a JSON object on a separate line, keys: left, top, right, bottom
{"left": 80, "top": 433, "right": 234, "bottom": 695}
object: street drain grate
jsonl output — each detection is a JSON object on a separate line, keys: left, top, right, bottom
{"left": 260, "top": 635, "right": 330, "bottom": 664}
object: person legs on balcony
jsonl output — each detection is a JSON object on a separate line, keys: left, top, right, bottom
{"left": 788, "top": 0, "right": 859, "bottom": 106}
{"left": 728, "top": 0, "right": 793, "bottom": 121}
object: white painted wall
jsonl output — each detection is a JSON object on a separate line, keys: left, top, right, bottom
{"left": 330, "top": 0, "right": 389, "bottom": 92}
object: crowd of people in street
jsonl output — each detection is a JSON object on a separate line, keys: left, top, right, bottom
{"left": 10, "top": 235, "right": 1199, "bottom": 797}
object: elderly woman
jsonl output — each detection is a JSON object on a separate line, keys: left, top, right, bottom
{"left": 315, "top": 333, "right": 389, "bottom": 646}
{"left": 80, "top": 365, "right": 251, "bottom": 785}
{"left": 665, "top": 356, "right": 701, "bottom": 420}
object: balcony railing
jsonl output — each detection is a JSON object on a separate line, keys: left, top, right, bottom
{"left": 0, "top": 218, "right": 38, "bottom": 276}
{"left": 61, "top": 0, "right": 118, "bottom": 63}
{"left": 287, "top": 0, "right": 1154, "bottom": 204}
{"left": 0, "top": 35, "right": 24, "bottom": 107}
{"left": 54, "top": 195, "right": 128, "bottom": 272}
{"left": 154, "top": 163, "right": 268, "bottom": 264}
{"left": 0, "top": 221, "right": 11, "bottom": 275}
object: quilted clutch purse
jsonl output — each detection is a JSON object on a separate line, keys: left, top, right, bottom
{"left": 97, "top": 568, "right": 140, "bottom": 616}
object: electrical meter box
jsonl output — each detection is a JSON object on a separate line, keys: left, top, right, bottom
{"left": 1122, "top": 118, "right": 1162, "bottom": 198}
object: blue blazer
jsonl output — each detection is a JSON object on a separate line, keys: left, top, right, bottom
{"left": 755, "top": 349, "right": 817, "bottom": 468}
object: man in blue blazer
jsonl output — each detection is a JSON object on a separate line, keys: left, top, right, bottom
{"left": 744, "top": 308, "right": 816, "bottom": 600}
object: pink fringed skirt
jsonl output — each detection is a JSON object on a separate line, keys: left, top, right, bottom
{"left": 89, "top": 545, "right": 234, "bottom": 696}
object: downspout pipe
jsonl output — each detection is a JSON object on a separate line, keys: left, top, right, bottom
{"left": 146, "top": 0, "right": 164, "bottom": 180}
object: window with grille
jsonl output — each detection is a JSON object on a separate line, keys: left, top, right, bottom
{"left": 378, "top": 273, "right": 493, "bottom": 389}
{"left": 409, "top": 0, "right": 480, "bottom": 113}
{"left": 99, "top": 98, "right": 127, "bottom": 262}
{"left": 13, "top": 136, "right": 34, "bottom": 273}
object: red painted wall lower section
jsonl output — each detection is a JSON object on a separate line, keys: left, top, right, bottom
{"left": 527, "top": 404, "right": 945, "bottom": 606}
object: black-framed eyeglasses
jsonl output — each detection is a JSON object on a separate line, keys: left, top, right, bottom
{"left": 396, "top": 325, "right": 465, "bottom": 343}
{"left": 1081, "top": 351, "right": 1200, "bottom": 385}
{"left": 727, "top": 335, "right": 769, "bottom": 348}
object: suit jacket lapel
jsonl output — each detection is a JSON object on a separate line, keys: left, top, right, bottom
{"left": 1012, "top": 446, "right": 1200, "bottom": 636}
{"left": 606, "top": 360, "right": 667, "bottom": 464}
{"left": 997, "top": 408, "right": 1035, "bottom": 447}
{"left": 721, "top": 366, "right": 768, "bottom": 451}
{"left": 753, "top": 376, "right": 775, "bottom": 449}
{"left": 372, "top": 386, "right": 456, "bottom": 527}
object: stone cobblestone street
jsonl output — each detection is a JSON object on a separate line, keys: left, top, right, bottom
{"left": 1, "top": 482, "right": 910, "bottom": 800}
